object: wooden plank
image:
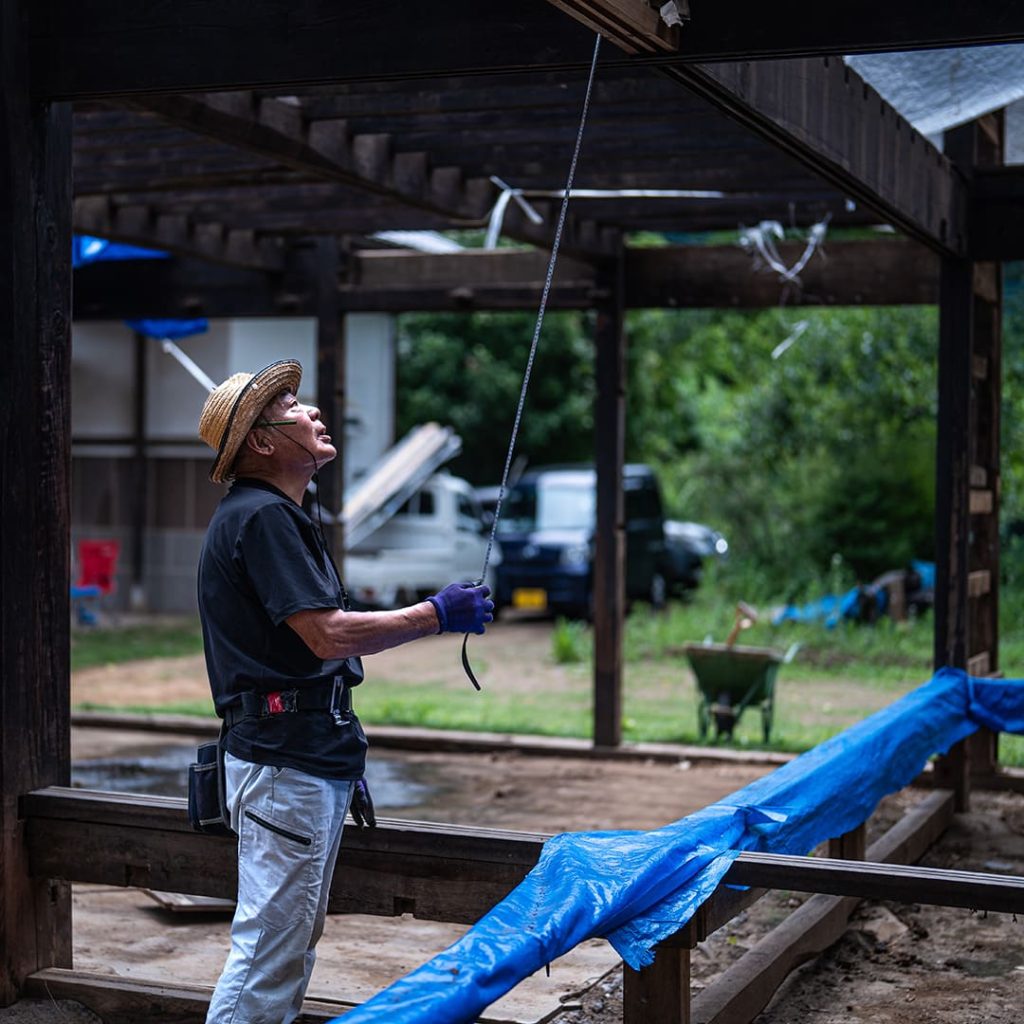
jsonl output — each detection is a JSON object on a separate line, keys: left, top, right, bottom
{"left": 666, "top": 58, "right": 965, "bottom": 257}
{"left": 970, "top": 489, "right": 994, "bottom": 514}
{"left": 968, "top": 570, "right": 992, "bottom": 598}
{"left": 0, "top": 2, "right": 74, "bottom": 1001}
{"left": 25, "top": 968, "right": 353, "bottom": 1024}
{"left": 593, "top": 255, "right": 627, "bottom": 749}
{"left": 966, "top": 651, "right": 992, "bottom": 677}
{"left": 691, "top": 790, "right": 954, "bottom": 1024}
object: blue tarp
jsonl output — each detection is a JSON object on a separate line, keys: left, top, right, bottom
{"left": 71, "top": 235, "right": 169, "bottom": 269}
{"left": 125, "top": 318, "right": 209, "bottom": 341}
{"left": 332, "top": 668, "right": 1024, "bottom": 1024}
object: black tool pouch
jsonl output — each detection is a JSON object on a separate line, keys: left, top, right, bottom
{"left": 187, "top": 726, "right": 235, "bottom": 837}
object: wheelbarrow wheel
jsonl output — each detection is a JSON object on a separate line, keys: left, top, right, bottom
{"left": 712, "top": 693, "right": 735, "bottom": 740}
{"left": 697, "top": 699, "right": 710, "bottom": 739}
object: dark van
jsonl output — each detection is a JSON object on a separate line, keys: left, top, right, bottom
{"left": 495, "top": 464, "right": 667, "bottom": 618}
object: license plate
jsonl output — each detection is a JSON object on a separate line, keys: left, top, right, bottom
{"left": 512, "top": 588, "right": 548, "bottom": 610}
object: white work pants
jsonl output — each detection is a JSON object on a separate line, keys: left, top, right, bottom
{"left": 206, "top": 753, "right": 354, "bottom": 1024}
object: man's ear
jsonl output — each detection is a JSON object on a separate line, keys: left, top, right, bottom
{"left": 244, "top": 427, "right": 275, "bottom": 457}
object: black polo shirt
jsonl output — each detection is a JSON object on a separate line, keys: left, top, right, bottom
{"left": 198, "top": 478, "right": 367, "bottom": 780}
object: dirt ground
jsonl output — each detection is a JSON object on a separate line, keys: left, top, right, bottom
{"left": 52, "top": 619, "right": 1024, "bottom": 1021}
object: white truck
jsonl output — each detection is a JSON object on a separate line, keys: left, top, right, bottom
{"left": 338, "top": 425, "right": 499, "bottom": 609}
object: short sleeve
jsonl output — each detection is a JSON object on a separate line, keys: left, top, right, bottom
{"left": 237, "top": 502, "right": 339, "bottom": 625}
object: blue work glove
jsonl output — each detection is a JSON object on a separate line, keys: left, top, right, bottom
{"left": 427, "top": 582, "right": 494, "bottom": 635}
{"left": 351, "top": 777, "right": 376, "bottom": 828}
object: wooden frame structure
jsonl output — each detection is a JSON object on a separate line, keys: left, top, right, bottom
{"left": 3, "top": 0, "right": 1024, "bottom": 1017}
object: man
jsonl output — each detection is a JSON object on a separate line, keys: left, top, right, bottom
{"left": 196, "top": 359, "right": 492, "bottom": 1024}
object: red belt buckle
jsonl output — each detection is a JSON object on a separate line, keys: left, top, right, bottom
{"left": 266, "top": 691, "right": 285, "bottom": 714}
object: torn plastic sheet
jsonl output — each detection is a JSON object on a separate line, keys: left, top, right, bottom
{"left": 332, "top": 668, "right": 1024, "bottom": 1024}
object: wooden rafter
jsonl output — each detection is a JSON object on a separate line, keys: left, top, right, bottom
{"left": 73, "top": 195, "right": 285, "bottom": 271}
{"left": 667, "top": 58, "right": 967, "bottom": 257}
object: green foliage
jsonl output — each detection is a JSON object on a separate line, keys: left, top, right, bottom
{"left": 395, "top": 259, "right": 1024, "bottom": 591}
{"left": 71, "top": 619, "right": 204, "bottom": 671}
{"left": 551, "top": 617, "right": 588, "bottom": 664}
{"left": 396, "top": 311, "right": 595, "bottom": 483}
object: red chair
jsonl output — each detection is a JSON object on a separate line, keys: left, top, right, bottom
{"left": 76, "top": 539, "right": 121, "bottom": 597}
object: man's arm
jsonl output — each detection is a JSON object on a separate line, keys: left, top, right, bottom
{"left": 287, "top": 602, "right": 439, "bottom": 660}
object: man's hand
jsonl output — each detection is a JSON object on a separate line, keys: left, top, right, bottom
{"left": 427, "top": 582, "right": 494, "bottom": 635}
{"left": 351, "top": 777, "right": 376, "bottom": 828}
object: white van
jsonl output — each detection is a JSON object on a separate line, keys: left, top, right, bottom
{"left": 344, "top": 472, "right": 499, "bottom": 609}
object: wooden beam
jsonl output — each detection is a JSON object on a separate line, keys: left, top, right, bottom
{"left": 665, "top": 59, "right": 966, "bottom": 258}
{"left": 625, "top": 239, "right": 938, "bottom": 309}
{"left": 724, "top": 851, "right": 1024, "bottom": 914}
{"left": 36, "top": 1, "right": 1024, "bottom": 103}
{"left": 31, "top": 0, "right": 597, "bottom": 100}
{"left": 579, "top": 2, "right": 1024, "bottom": 61}
{"left": 25, "top": 969, "right": 353, "bottom": 1024}
{"left": 72, "top": 240, "right": 940, "bottom": 321}
{"left": 23, "top": 788, "right": 548, "bottom": 924}
{"left": 0, "top": 1, "right": 74, "bottom": 1002}
{"left": 133, "top": 92, "right": 612, "bottom": 258}
{"left": 545, "top": 0, "right": 678, "bottom": 55}
{"left": 135, "top": 93, "right": 490, "bottom": 223}
{"left": 73, "top": 256, "right": 309, "bottom": 321}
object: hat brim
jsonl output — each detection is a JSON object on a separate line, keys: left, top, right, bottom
{"left": 209, "top": 360, "right": 303, "bottom": 482}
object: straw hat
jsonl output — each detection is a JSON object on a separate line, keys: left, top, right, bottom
{"left": 198, "top": 360, "right": 302, "bottom": 482}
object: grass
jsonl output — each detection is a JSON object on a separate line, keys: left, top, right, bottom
{"left": 71, "top": 618, "right": 204, "bottom": 671}
{"left": 67, "top": 589, "right": 1024, "bottom": 767}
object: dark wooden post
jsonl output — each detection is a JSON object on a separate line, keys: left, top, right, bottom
{"left": 312, "top": 240, "right": 346, "bottom": 573}
{"left": 623, "top": 944, "right": 692, "bottom": 1024}
{"left": 934, "top": 112, "right": 1004, "bottom": 808}
{"left": 0, "top": 1, "right": 74, "bottom": 1003}
{"left": 129, "top": 330, "right": 149, "bottom": 609}
{"left": 593, "top": 255, "right": 626, "bottom": 749}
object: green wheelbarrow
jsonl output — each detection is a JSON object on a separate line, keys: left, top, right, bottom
{"left": 683, "top": 641, "right": 795, "bottom": 743}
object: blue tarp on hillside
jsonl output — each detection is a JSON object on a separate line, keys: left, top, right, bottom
{"left": 332, "top": 668, "right": 1024, "bottom": 1024}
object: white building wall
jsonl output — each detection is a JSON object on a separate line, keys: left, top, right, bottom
{"left": 71, "top": 313, "right": 397, "bottom": 613}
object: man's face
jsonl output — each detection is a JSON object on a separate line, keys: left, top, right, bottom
{"left": 259, "top": 391, "right": 337, "bottom": 470}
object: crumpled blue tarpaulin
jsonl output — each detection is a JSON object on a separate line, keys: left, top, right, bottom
{"left": 71, "top": 234, "right": 169, "bottom": 269}
{"left": 333, "top": 668, "right": 1024, "bottom": 1024}
{"left": 125, "top": 318, "right": 209, "bottom": 341}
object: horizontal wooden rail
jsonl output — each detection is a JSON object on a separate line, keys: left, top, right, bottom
{"left": 725, "top": 850, "right": 1024, "bottom": 914}
{"left": 23, "top": 787, "right": 548, "bottom": 924}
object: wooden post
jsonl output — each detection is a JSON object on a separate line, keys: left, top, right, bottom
{"left": 129, "top": 330, "right": 149, "bottom": 609}
{"left": 934, "top": 112, "right": 1005, "bottom": 809}
{"left": 623, "top": 946, "right": 691, "bottom": 1024}
{"left": 312, "top": 240, "right": 346, "bottom": 573}
{"left": 0, "top": 1, "right": 74, "bottom": 1002}
{"left": 593, "top": 255, "right": 626, "bottom": 749}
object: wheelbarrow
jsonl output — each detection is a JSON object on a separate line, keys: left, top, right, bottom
{"left": 683, "top": 603, "right": 798, "bottom": 743}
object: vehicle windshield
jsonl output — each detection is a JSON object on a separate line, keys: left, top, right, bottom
{"left": 497, "top": 480, "right": 595, "bottom": 533}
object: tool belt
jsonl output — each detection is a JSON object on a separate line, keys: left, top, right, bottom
{"left": 223, "top": 677, "right": 353, "bottom": 729}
